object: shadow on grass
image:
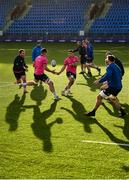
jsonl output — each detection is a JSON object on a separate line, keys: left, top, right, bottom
{"left": 101, "top": 101, "right": 118, "bottom": 117}
{"left": 95, "top": 119, "right": 129, "bottom": 151}
{"left": 60, "top": 95, "right": 129, "bottom": 150}
{"left": 77, "top": 73, "right": 100, "bottom": 92}
{"left": 5, "top": 94, "right": 26, "bottom": 131}
{"left": 23, "top": 85, "right": 63, "bottom": 153}
{"left": 31, "top": 101, "right": 62, "bottom": 152}
{"left": 114, "top": 103, "right": 129, "bottom": 140}
{"left": 30, "top": 84, "right": 48, "bottom": 106}
{"left": 61, "top": 96, "right": 96, "bottom": 133}
{"left": 61, "top": 95, "right": 129, "bottom": 151}
{"left": 102, "top": 101, "right": 129, "bottom": 140}
{"left": 122, "top": 165, "right": 129, "bottom": 172}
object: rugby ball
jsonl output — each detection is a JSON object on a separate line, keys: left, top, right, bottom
{"left": 51, "top": 59, "right": 57, "bottom": 67}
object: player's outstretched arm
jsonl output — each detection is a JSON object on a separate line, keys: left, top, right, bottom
{"left": 44, "top": 64, "right": 56, "bottom": 74}
{"left": 56, "top": 65, "right": 66, "bottom": 75}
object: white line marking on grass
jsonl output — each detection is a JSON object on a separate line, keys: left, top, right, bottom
{"left": 82, "top": 140, "right": 129, "bottom": 147}
{"left": 0, "top": 84, "right": 16, "bottom": 88}
{"left": 0, "top": 82, "right": 13, "bottom": 84}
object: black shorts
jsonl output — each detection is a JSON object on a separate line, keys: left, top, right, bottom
{"left": 86, "top": 58, "right": 93, "bottom": 63}
{"left": 66, "top": 72, "right": 76, "bottom": 79}
{"left": 103, "top": 88, "right": 121, "bottom": 97}
{"left": 14, "top": 71, "right": 26, "bottom": 80}
{"left": 34, "top": 73, "right": 49, "bottom": 82}
{"left": 80, "top": 56, "right": 87, "bottom": 64}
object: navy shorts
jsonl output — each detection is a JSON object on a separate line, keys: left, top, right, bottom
{"left": 66, "top": 72, "right": 76, "bottom": 79}
{"left": 100, "top": 87, "right": 121, "bottom": 98}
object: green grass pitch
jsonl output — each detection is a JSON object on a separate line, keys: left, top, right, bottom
{"left": 0, "top": 42, "right": 129, "bottom": 179}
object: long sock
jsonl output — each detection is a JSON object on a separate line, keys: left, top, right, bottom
{"left": 53, "top": 91, "right": 58, "bottom": 97}
{"left": 22, "top": 82, "right": 27, "bottom": 91}
{"left": 22, "top": 82, "right": 27, "bottom": 87}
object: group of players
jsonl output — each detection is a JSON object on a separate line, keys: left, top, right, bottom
{"left": 13, "top": 39, "right": 126, "bottom": 117}
{"left": 73, "top": 39, "right": 101, "bottom": 77}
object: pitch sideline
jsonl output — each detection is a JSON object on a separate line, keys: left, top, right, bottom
{"left": 82, "top": 140, "right": 129, "bottom": 147}
{"left": 0, "top": 82, "right": 17, "bottom": 88}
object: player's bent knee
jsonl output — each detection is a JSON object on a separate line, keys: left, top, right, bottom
{"left": 99, "top": 90, "right": 108, "bottom": 99}
{"left": 69, "top": 78, "right": 74, "bottom": 82}
{"left": 27, "top": 80, "right": 37, "bottom": 86}
{"left": 21, "top": 75, "right": 26, "bottom": 81}
{"left": 34, "top": 79, "right": 39, "bottom": 83}
{"left": 97, "top": 94, "right": 102, "bottom": 100}
{"left": 108, "top": 95, "right": 117, "bottom": 101}
{"left": 69, "top": 76, "right": 75, "bottom": 81}
{"left": 47, "top": 78, "right": 53, "bottom": 85}
{"left": 17, "top": 80, "right": 21, "bottom": 84}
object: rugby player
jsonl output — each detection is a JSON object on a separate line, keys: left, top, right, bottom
{"left": 85, "top": 55, "right": 126, "bottom": 117}
{"left": 56, "top": 50, "right": 80, "bottom": 96}
{"left": 13, "top": 49, "right": 35, "bottom": 94}
{"left": 33, "top": 48, "right": 59, "bottom": 100}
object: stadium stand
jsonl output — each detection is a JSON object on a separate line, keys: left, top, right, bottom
{"left": 0, "top": 0, "right": 23, "bottom": 29}
{"left": 90, "top": 0, "right": 129, "bottom": 35}
{"left": 0, "top": 0, "right": 129, "bottom": 41}
{"left": 5, "top": 0, "right": 92, "bottom": 37}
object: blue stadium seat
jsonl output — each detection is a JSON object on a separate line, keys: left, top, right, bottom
{"left": 5, "top": 0, "right": 92, "bottom": 34}
{"left": 90, "top": 0, "right": 129, "bottom": 34}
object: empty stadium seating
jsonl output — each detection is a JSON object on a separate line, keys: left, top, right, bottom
{"left": 0, "top": 0, "right": 23, "bottom": 29}
{"left": 1, "top": 0, "right": 129, "bottom": 40}
{"left": 5, "top": 0, "right": 92, "bottom": 35}
{"left": 90, "top": 0, "right": 129, "bottom": 34}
